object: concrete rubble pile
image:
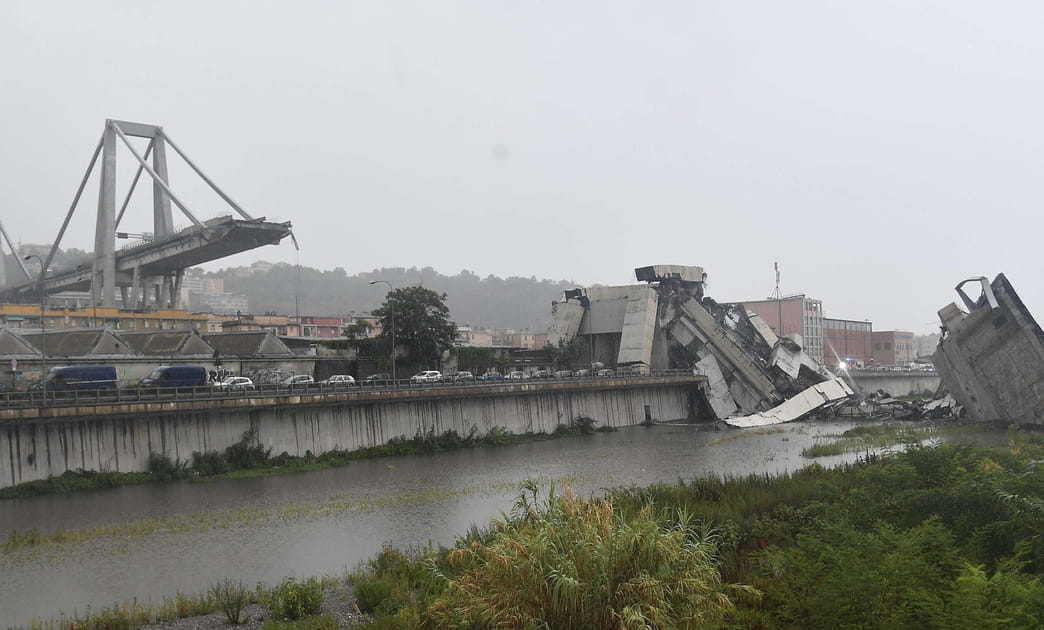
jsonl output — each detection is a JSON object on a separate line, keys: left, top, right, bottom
{"left": 931, "top": 274, "right": 1044, "bottom": 424}
{"left": 832, "top": 390, "right": 961, "bottom": 422}
{"left": 547, "top": 264, "right": 854, "bottom": 427}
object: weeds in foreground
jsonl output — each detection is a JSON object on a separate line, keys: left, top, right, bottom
{"left": 210, "top": 577, "right": 249, "bottom": 624}
{"left": 267, "top": 577, "right": 323, "bottom": 621}
{"left": 17, "top": 590, "right": 215, "bottom": 630}
{"left": 260, "top": 615, "right": 338, "bottom": 630}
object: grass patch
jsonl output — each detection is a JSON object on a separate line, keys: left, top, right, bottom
{"left": 0, "top": 469, "right": 154, "bottom": 499}
{"left": 15, "top": 589, "right": 220, "bottom": 630}
{"left": 802, "top": 422, "right": 930, "bottom": 458}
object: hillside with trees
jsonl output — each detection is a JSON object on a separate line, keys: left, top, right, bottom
{"left": 211, "top": 263, "right": 578, "bottom": 330}
{"left": 3, "top": 246, "right": 577, "bottom": 329}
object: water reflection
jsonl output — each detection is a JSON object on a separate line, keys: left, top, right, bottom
{"left": 1, "top": 420, "right": 906, "bottom": 626}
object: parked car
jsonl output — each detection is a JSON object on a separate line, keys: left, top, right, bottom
{"left": 44, "top": 365, "right": 119, "bottom": 391}
{"left": 481, "top": 371, "right": 504, "bottom": 381}
{"left": 139, "top": 365, "right": 207, "bottom": 388}
{"left": 320, "top": 374, "right": 356, "bottom": 386}
{"left": 506, "top": 370, "right": 527, "bottom": 380}
{"left": 363, "top": 373, "right": 392, "bottom": 383}
{"left": 453, "top": 371, "right": 476, "bottom": 383}
{"left": 531, "top": 369, "right": 550, "bottom": 379}
{"left": 552, "top": 370, "right": 573, "bottom": 379}
{"left": 574, "top": 369, "right": 591, "bottom": 378}
{"left": 411, "top": 370, "right": 443, "bottom": 384}
{"left": 280, "top": 374, "right": 315, "bottom": 388}
{"left": 596, "top": 368, "right": 615, "bottom": 378}
{"left": 214, "top": 376, "right": 254, "bottom": 391}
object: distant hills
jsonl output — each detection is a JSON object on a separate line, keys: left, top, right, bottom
{"left": 2, "top": 247, "right": 578, "bottom": 329}
{"left": 206, "top": 263, "right": 577, "bottom": 330}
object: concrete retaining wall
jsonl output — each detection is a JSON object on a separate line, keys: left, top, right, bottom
{"left": 1, "top": 380, "right": 695, "bottom": 489}
{"left": 850, "top": 371, "right": 941, "bottom": 397}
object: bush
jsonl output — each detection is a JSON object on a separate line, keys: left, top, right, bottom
{"left": 268, "top": 577, "right": 323, "bottom": 621}
{"left": 192, "top": 450, "right": 229, "bottom": 476}
{"left": 226, "top": 431, "right": 272, "bottom": 469}
{"left": 422, "top": 482, "right": 754, "bottom": 628}
{"left": 148, "top": 452, "right": 188, "bottom": 480}
{"left": 210, "top": 577, "right": 249, "bottom": 624}
{"left": 350, "top": 546, "right": 423, "bottom": 614}
{"left": 353, "top": 575, "right": 395, "bottom": 613}
{"left": 553, "top": 415, "right": 599, "bottom": 436}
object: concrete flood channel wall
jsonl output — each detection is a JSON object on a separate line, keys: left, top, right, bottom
{"left": 1, "top": 376, "right": 702, "bottom": 489}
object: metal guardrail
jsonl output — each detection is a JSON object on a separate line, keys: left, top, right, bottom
{"left": 0, "top": 369, "right": 700, "bottom": 411}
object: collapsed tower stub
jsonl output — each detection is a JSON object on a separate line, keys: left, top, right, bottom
{"left": 933, "top": 274, "right": 1044, "bottom": 424}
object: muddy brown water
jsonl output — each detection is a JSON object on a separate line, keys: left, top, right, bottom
{"left": 0, "top": 420, "right": 974, "bottom": 627}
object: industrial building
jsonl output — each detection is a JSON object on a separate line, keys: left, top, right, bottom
{"left": 823, "top": 317, "right": 873, "bottom": 368}
{"left": 873, "top": 330, "right": 917, "bottom": 366}
{"left": 741, "top": 295, "right": 825, "bottom": 363}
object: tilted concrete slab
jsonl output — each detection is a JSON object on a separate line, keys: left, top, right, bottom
{"left": 617, "top": 286, "right": 658, "bottom": 366}
{"left": 724, "top": 377, "right": 854, "bottom": 427}
{"left": 546, "top": 299, "right": 585, "bottom": 346}
{"left": 695, "top": 351, "right": 738, "bottom": 419}
{"left": 746, "top": 310, "right": 779, "bottom": 347}
{"left": 677, "top": 297, "right": 780, "bottom": 406}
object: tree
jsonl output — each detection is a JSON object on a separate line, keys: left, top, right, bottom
{"left": 373, "top": 286, "right": 457, "bottom": 369}
{"left": 545, "top": 337, "right": 588, "bottom": 370}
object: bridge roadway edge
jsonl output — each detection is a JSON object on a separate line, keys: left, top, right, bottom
{"left": 1, "top": 376, "right": 703, "bottom": 489}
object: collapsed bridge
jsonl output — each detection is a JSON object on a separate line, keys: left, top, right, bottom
{"left": 546, "top": 264, "right": 853, "bottom": 426}
{"left": 1, "top": 119, "right": 292, "bottom": 309}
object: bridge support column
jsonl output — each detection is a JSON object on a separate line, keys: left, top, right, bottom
{"left": 93, "top": 122, "right": 117, "bottom": 308}
{"left": 170, "top": 270, "right": 183, "bottom": 309}
{"left": 129, "top": 265, "right": 141, "bottom": 310}
{"left": 152, "top": 135, "right": 174, "bottom": 238}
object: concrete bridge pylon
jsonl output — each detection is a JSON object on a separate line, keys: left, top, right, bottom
{"left": 2, "top": 120, "right": 292, "bottom": 310}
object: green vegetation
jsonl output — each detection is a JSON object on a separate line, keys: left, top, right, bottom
{"left": 0, "top": 468, "right": 153, "bottom": 499}
{"left": 13, "top": 590, "right": 219, "bottom": 630}
{"left": 210, "top": 577, "right": 249, "bottom": 624}
{"left": 450, "top": 345, "right": 495, "bottom": 374}
{"left": 372, "top": 286, "right": 458, "bottom": 369}
{"left": 339, "top": 434, "right": 1044, "bottom": 629}
{"left": 544, "top": 336, "right": 590, "bottom": 369}
{"left": 267, "top": 577, "right": 324, "bottom": 621}
{"left": 427, "top": 481, "right": 751, "bottom": 629}
{"left": 260, "top": 616, "right": 339, "bottom": 630}
{"left": 209, "top": 264, "right": 573, "bottom": 331}
{"left": 802, "top": 422, "right": 930, "bottom": 457}
{"left": 10, "top": 428, "right": 1044, "bottom": 630}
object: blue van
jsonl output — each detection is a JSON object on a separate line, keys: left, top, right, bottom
{"left": 46, "top": 366, "right": 119, "bottom": 391}
{"left": 140, "top": 365, "right": 207, "bottom": 388}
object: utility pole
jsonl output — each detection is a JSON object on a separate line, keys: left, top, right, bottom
{"left": 370, "top": 280, "right": 397, "bottom": 388}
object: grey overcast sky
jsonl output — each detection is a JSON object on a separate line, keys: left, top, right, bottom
{"left": 2, "top": 1, "right": 1042, "bottom": 333}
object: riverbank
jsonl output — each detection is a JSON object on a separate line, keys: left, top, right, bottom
{"left": 11, "top": 427, "right": 1043, "bottom": 630}
{"left": 0, "top": 415, "right": 607, "bottom": 500}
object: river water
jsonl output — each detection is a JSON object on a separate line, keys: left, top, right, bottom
{"left": 0, "top": 419, "right": 911, "bottom": 626}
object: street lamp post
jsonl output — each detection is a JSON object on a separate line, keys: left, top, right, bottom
{"left": 24, "top": 255, "right": 46, "bottom": 404}
{"left": 369, "top": 280, "right": 396, "bottom": 388}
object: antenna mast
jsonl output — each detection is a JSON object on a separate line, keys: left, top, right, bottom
{"left": 772, "top": 262, "right": 783, "bottom": 337}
